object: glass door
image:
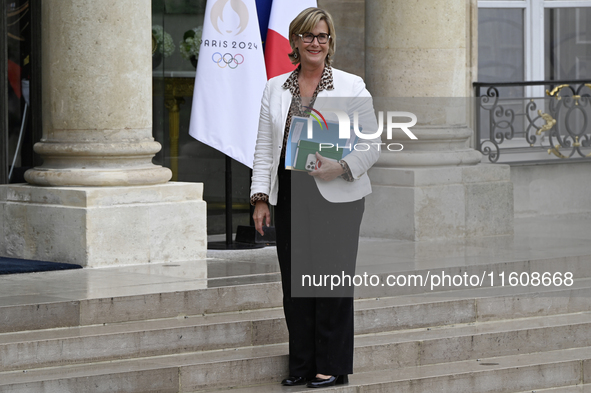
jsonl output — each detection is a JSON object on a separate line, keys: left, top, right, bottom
{"left": 1, "top": 0, "right": 40, "bottom": 185}
{"left": 151, "top": 0, "right": 254, "bottom": 236}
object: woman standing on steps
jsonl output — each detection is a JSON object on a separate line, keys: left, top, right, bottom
{"left": 250, "top": 7, "right": 380, "bottom": 389}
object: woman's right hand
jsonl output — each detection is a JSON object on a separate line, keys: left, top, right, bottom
{"left": 253, "top": 201, "right": 271, "bottom": 236}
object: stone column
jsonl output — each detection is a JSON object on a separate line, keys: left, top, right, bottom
{"left": 25, "top": 0, "right": 171, "bottom": 186}
{"left": 361, "top": 0, "right": 513, "bottom": 240}
{"left": 0, "top": 0, "right": 207, "bottom": 267}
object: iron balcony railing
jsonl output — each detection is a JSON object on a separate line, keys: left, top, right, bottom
{"left": 474, "top": 80, "right": 591, "bottom": 164}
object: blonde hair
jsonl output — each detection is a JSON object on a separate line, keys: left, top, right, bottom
{"left": 288, "top": 8, "right": 336, "bottom": 66}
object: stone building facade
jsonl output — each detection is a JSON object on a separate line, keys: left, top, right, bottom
{"left": 1, "top": 0, "right": 590, "bottom": 266}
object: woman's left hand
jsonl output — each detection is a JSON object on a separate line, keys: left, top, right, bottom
{"left": 308, "top": 152, "right": 344, "bottom": 181}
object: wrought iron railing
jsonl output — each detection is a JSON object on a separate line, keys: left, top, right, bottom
{"left": 474, "top": 80, "right": 591, "bottom": 164}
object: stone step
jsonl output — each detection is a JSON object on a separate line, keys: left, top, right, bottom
{"left": 0, "top": 280, "right": 283, "bottom": 334}
{"left": 204, "top": 346, "right": 591, "bottom": 393}
{"left": 1, "top": 280, "right": 590, "bottom": 373}
{"left": 1, "top": 339, "right": 590, "bottom": 392}
{"left": 1, "top": 252, "right": 589, "bottom": 334}
{"left": 514, "top": 387, "right": 586, "bottom": 393}
{"left": 2, "top": 303, "right": 591, "bottom": 389}
{"left": 3, "top": 278, "right": 591, "bottom": 373}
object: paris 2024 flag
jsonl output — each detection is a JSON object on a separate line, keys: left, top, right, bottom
{"left": 189, "top": 0, "right": 267, "bottom": 168}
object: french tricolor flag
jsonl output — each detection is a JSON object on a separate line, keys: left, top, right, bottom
{"left": 264, "top": 0, "right": 318, "bottom": 80}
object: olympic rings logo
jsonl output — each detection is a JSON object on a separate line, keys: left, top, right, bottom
{"left": 212, "top": 52, "right": 244, "bottom": 69}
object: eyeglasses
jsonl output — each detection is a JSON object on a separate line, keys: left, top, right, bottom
{"left": 298, "top": 33, "right": 330, "bottom": 44}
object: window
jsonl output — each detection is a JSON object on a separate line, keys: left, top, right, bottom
{"left": 478, "top": 0, "right": 591, "bottom": 84}
{"left": 476, "top": 1, "right": 591, "bottom": 163}
{"left": 545, "top": 6, "right": 591, "bottom": 79}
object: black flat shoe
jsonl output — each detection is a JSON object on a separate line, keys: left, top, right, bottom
{"left": 281, "top": 376, "right": 307, "bottom": 386}
{"left": 306, "top": 375, "right": 348, "bottom": 388}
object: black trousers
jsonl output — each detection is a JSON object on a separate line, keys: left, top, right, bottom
{"left": 274, "top": 159, "right": 364, "bottom": 377}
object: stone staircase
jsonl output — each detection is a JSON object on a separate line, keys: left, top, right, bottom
{"left": 1, "top": 252, "right": 591, "bottom": 392}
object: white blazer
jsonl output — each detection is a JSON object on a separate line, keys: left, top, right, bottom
{"left": 250, "top": 68, "right": 381, "bottom": 205}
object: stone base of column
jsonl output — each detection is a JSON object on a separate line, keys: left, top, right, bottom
{"left": 361, "top": 164, "right": 514, "bottom": 241}
{"left": 0, "top": 183, "right": 206, "bottom": 267}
